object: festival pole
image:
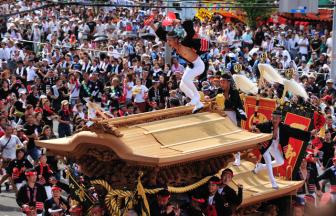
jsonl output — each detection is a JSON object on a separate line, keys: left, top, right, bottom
{"left": 331, "top": 0, "right": 336, "bottom": 82}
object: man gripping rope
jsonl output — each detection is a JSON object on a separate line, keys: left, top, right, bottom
{"left": 146, "top": 14, "right": 209, "bottom": 113}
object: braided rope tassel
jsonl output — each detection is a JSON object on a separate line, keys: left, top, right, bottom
{"left": 91, "top": 166, "right": 227, "bottom": 215}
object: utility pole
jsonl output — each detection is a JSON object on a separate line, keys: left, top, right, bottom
{"left": 331, "top": 0, "right": 336, "bottom": 81}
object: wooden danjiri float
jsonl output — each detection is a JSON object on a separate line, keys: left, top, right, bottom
{"left": 37, "top": 102, "right": 304, "bottom": 215}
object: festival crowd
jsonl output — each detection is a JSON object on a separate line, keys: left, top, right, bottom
{"left": 0, "top": 1, "right": 336, "bottom": 216}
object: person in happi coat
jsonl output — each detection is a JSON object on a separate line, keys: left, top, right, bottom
{"left": 293, "top": 149, "right": 321, "bottom": 207}
{"left": 218, "top": 168, "right": 243, "bottom": 215}
{"left": 185, "top": 193, "right": 206, "bottom": 216}
{"left": 204, "top": 176, "right": 224, "bottom": 216}
{"left": 149, "top": 189, "right": 174, "bottom": 216}
{"left": 5, "top": 147, "right": 33, "bottom": 191}
{"left": 253, "top": 110, "right": 313, "bottom": 189}
{"left": 317, "top": 156, "right": 336, "bottom": 203}
{"left": 35, "top": 149, "right": 54, "bottom": 199}
{"left": 44, "top": 186, "right": 70, "bottom": 216}
{"left": 16, "top": 168, "right": 48, "bottom": 216}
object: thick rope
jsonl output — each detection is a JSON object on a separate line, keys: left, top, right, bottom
{"left": 91, "top": 167, "right": 226, "bottom": 215}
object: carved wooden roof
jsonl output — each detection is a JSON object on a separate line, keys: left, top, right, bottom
{"left": 37, "top": 108, "right": 272, "bottom": 167}
{"left": 227, "top": 161, "right": 303, "bottom": 207}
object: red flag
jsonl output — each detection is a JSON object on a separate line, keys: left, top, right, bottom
{"left": 162, "top": 11, "right": 176, "bottom": 27}
{"left": 144, "top": 15, "right": 155, "bottom": 26}
{"left": 242, "top": 96, "right": 276, "bottom": 160}
{"left": 313, "top": 111, "right": 326, "bottom": 130}
{"left": 242, "top": 96, "right": 276, "bottom": 130}
{"left": 275, "top": 112, "right": 312, "bottom": 179}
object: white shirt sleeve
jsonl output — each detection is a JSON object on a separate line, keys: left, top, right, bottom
{"left": 14, "top": 135, "right": 23, "bottom": 146}
{"left": 142, "top": 85, "right": 148, "bottom": 92}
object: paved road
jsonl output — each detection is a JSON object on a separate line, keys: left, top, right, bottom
{"left": 0, "top": 185, "right": 21, "bottom": 216}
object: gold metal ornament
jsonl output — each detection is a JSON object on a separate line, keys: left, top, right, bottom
{"left": 260, "top": 52, "right": 267, "bottom": 63}
{"left": 285, "top": 68, "right": 295, "bottom": 79}
{"left": 234, "top": 64, "right": 242, "bottom": 73}
{"left": 215, "top": 93, "right": 225, "bottom": 110}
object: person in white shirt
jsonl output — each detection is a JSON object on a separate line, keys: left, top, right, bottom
{"left": 0, "top": 42, "right": 12, "bottom": 61}
{"left": 210, "top": 44, "right": 220, "bottom": 57}
{"left": 297, "top": 60, "right": 310, "bottom": 75}
{"left": 0, "top": 42, "right": 7, "bottom": 60}
{"left": 170, "top": 57, "right": 184, "bottom": 74}
{"left": 241, "top": 27, "right": 253, "bottom": 48}
{"left": 68, "top": 73, "right": 81, "bottom": 106}
{"left": 126, "top": 75, "right": 135, "bottom": 105}
{"left": 32, "top": 24, "right": 41, "bottom": 53}
{"left": 275, "top": 45, "right": 291, "bottom": 63}
{"left": 0, "top": 125, "right": 24, "bottom": 192}
{"left": 288, "top": 32, "right": 299, "bottom": 58}
{"left": 225, "top": 24, "right": 236, "bottom": 45}
{"left": 95, "top": 19, "right": 106, "bottom": 35}
{"left": 78, "top": 21, "right": 91, "bottom": 41}
{"left": 41, "top": 19, "right": 49, "bottom": 34}
{"left": 26, "top": 60, "right": 37, "bottom": 84}
{"left": 132, "top": 79, "right": 148, "bottom": 113}
{"left": 298, "top": 33, "right": 309, "bottom": 60}
{"left": 327, "top": 32, "right": 332, "bottom": 57}
{"left": 261, "top": 35, "right": 274, "bottom": 52}
{"left": 48, "top": 16, "right": 59, "bottom": 33}
{"left": 73, "top": 103, "right": 86, "bottom": 120}
{"left": 62, "top": 21, "right": 70, "bottom": 34}
{"left": 0, "top": 125, "right": 23, "bottom": 160}
{"left": 198, "top": 22, "right": 208, "bottom": 39}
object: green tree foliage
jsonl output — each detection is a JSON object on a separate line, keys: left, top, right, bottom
{"left": 236, "top": 0, "right": 275, "bottom": 28}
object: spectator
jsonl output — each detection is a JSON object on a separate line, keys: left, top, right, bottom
{"left": 0, "top": 2, "right": 335, "bottom": 214}
{"left": 58, "top": 100, "right": 72, "bottom": 138}
{"left": 149, "top": 189, "right": 172, "bottom": 216}
{"left": 132, "top": 78, "right": 148, "bottom": 113}
{"left": 0, "top": 124, "right": 24, "bottom": 191}
{"left": 204, "top": 176, "right": 224, "bottom": 216}
{"left": 23, "top": 114, "right": 39, "bottom": 160}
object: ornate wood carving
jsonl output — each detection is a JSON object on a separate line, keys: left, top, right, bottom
{"left": 76, "top": 146, "right": 232, "bottom": 190}
{"left": 86, "top": 148, "right": 119, "bottom": 161}
{"left": 77, "top": 121, "right": 123, "bottom": 137}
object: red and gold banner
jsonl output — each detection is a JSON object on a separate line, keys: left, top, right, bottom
{"left": 275, "top": 113, "right": 312, "bottom": 179}
{"left": 242, "top": 96, "right": 277, "bottom": 131}
{"left": 242, "top": 96, "right": 276, "bottom": 160}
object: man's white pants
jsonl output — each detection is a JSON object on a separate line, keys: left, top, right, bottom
{"left": 179, "top": 56, "right": 204, "bottom": 106}
{"left": 225, "top": 111, "right": 237, "bottom": 125}
{"left": 331, "top": 193, "right": 336, "bottom": 203}
{"left": 257, "top": 141, "right": 284, "bottom": 186}
{"left": 225, "top": 111, "right": 240, "bottom": 165}
{"left": 16, "top": 181, "right": 26, "bottom": 191}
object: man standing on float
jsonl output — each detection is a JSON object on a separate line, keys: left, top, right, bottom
{"left": 147, "top": 15, "right": 209, "bottom": 113}
{"left": 253, "top": 110, "right": 313, "bottom": 189}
